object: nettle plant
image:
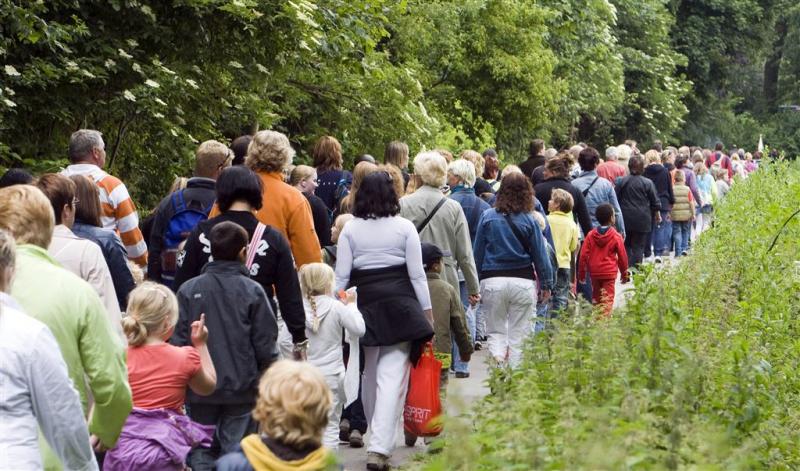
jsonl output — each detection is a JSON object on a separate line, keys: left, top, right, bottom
{"left": 420, "top": 161, "right": 800, "bottom": 470}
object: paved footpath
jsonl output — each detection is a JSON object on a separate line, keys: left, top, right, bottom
{"left": 338, "top": 276, "right": 635, "bottom": 470}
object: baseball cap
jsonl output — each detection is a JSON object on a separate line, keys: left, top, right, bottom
{"left": 421, "top": 242, "right": 451, "bottom": 268}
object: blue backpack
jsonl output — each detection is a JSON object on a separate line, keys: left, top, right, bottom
{"left": 160, "top": 190, "right": 214, "bottom": 288}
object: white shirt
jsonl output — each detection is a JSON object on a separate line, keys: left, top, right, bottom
{"left": 0, "top": 294, "right": 97, "bottom": 471}
{"left": 49, "top": 225, "right": 125, "bottom": 342}
{"left": 334, "top": 216, "right": 432, "bottom": 310}
{"left": 304, "top": 295, "right": 365, "bottom": 375}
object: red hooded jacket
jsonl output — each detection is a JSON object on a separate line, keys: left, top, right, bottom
{"left": 578, "top": 226, "right": 628, "bottom": 281}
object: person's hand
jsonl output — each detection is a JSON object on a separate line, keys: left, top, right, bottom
{"left": 460, "top": 352, "right": 472, "bottom": 363}
{"left": 292, "top": 340, "right": 309, "bottom": 361}
{"left": 468, "top": 294, "right": 480, "bottom": 306}
{"left": 655, "top": 212, "right": 663, "bottom": 224}
{"left": 90, "top": 435, "right": 108, "bottom": 453}
{"left": 343, "top": 288, "right": 357, "bottom": 305}
{"left": 540, "top": 289, "right": 551, "bottom": 303}
{"left": 190, "top": 313, "right": 208, "bottom": 347}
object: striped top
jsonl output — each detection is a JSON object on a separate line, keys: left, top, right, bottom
{"left": 61, "top": 164, "right": 148, "bottom": 267}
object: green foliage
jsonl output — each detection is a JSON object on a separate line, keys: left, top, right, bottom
{"left": 421, "top": 162, "right": 800, "bottom": 469}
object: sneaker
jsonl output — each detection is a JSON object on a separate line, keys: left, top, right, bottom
{"left": 349, "top": 429, "right": 364, "bottom": 448}
{"left": 404, "top": 431, "right": 417, "bottom": 447}
{"left": 366, "top": 452, "right": 390, "bottom": 470}
{"left": 455, "top": 372, "right": 470, "bottom": 379}
{"left": 339, "top": 418, "right": 350, "bottom": 443}
{"left": 474, "top": 341, "right": 482, "bottom": 351}
{"left": 654, "top": 256, "right": 663, "bottom": 264}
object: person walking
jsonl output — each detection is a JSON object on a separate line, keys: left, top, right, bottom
{"left": 615, "top": 156, "right": 661, "bottom": 267}
{"left": 472, "top": 173, "right": 554, "bottom": 369}
{"left": 643, "top": 149, "right": 674, "bottom": 261}
{"left": 334, "top": 171, "right": 434, "bottom": 470}
{"left": 61, "top": 129, "right": 148, "bottom": 267}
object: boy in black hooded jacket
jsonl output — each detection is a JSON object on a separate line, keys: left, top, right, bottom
{"left": 172, "top": 221, "right": 278, "bottom": 470}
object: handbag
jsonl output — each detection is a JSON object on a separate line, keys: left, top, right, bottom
{"left": 403, "top": 342, "right": 443, "bottom": 437}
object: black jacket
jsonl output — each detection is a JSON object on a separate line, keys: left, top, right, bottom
{"left": 148, "top": 177, "right": 217, "bottom": 283}
{"left": 643, "top": 164, "right": 675, "bottom": 211}
{"left": 172, "top": 261, "right": 278, "bottom": 405}
{"left": 306, "top": 193, "right": 332, "bottom": 247}
{"left": 534, "top": 177, "right": 593, "bottom": 235}
{"left": 174, "top": 210, "right": 306, "bottom": 344}
{"left": 519, "top": 155, "right": 546, "bottom": 182}
{"left": 615, "top": 175, "right": 661, "bottom": 233}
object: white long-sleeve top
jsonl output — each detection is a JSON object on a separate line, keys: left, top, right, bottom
{"left": 304, "top": 295, "right": 365, "bottom": 375}
{"left": 49, "top": 225, "right": 125, "bottom": 342}
{"left": 0, "top": 294, "right": 97, "bottom": 471}
{"left": 334, "top": 216, "right": 432, "bottom": 310}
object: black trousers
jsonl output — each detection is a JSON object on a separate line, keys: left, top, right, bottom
{"left": 626, "top": 231, "right": 650, "bottom": 267}
{"left": 341, "top": 343, "right": 368, "bottom": 433}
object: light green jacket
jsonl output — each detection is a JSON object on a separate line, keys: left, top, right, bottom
{"left": 400, "top": 185, "right": 479, "bottom": 295}
{"left": 11, "top": 245, "right": 132, "bottom": 469}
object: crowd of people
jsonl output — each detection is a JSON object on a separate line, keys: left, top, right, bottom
{"left": 0, "top": 129, "right": 761, "bottom": 470}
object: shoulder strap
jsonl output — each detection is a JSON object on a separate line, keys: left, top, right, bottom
{"left": 245, "top": 223, "right": 267, "bottom": 269}
{"left": 416, "top": 197, "right": 447, "bottom": 233}
{"left": 582, "top": 176, "right": 600, "bottom": 197}
{"left": 503, "top": 213, "right": 533, "bottom": 258}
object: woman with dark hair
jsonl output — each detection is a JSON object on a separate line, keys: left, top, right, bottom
{"left": 174, "top": 165, "right": 307, "bottom": 358}
{"left": 334, "top": 171, "right": 433, "bottom": 470}
{"left": 313, "top": 136, "right": 352, "bottom": 213}
{"left": 472, "top": 172, "right": 554, "bottom": 369}
{"left": 615, "top": 156, "right": 661, "bottom": 267}
{"left": 70, "top": 175, "right": 136, "bottom": 310}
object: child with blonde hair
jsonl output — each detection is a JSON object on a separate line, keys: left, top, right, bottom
{"left": 104, "top": 282, "right": 217, "bottom": 470}
{"left": 547, "top": 188, "right": 579, "bottom": 313}
{"left": 322, "top": 213, "right": 354, "bottom": 267}
{"left": 217, "top": 360, "right": 337, "bottom": 470}
{"left": 298, "top": 263, "right": 365, "bottom": 450}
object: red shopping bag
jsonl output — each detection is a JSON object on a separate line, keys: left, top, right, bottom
{"left": 403, "top": 342, "right": 443, "bottom": 437}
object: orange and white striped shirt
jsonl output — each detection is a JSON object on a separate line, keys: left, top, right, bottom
{"left": 61, "top": 164, "right": 148, "bottom": 267}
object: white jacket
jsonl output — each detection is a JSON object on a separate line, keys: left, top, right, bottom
{"left": 304, "top": 295, "right": 365, "bottom": 376}
{"left": 49, "top": 225, "right": 124, "bottom": 341}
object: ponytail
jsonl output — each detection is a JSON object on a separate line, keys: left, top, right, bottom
{"left": 122, "top": 315, "right": 148, "bottom": 347}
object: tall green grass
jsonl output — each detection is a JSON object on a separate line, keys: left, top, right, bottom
{"left": 423, "top": 161, "right": 800, "bottom": 470}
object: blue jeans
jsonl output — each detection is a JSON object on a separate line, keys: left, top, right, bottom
{"left": 187, "top": 403, "right": 256, "bottom": 470}
{"left": 550, "top": 268, "right": 571, "bottom": 313}
{"left": 672, "top": 220, "right": 691, "bottom": 256}
{"left": 652, "top": 211, "right": 673, "bottom": 256}
{"left": 452, "top": 282, "right": 476, "bottom": 374}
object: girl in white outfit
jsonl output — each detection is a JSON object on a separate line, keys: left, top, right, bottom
{"left": 299, "top": 263, "right": 366, "bottom": 450}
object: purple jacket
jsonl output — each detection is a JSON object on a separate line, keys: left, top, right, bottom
{"left": 680, "top": 166, "right": 702, "bottom": 205}
{"left": 104, "top": 408, "right": 214, "bottom": 471}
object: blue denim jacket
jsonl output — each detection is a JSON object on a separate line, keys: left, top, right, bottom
{"left": 473, "top": 208, "right": 555, "bottom": 290}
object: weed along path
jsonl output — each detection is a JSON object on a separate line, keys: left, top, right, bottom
{"left": 338, "top": 275, "right": 635, "bottom": 470}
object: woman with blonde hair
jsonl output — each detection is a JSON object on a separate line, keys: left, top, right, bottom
{"left": 384, "top": 140, "right": 410, "bottom": 189}
{"left": 338, "top": 161, "right": 379, "bottom": 215}
{"left": 460, "top": 150, "right": 494, "bottom": 197}
{"left": 217, "top": 361, "right": 336, "bottom": 470}
{"left": 313, "top": 136, "right": 352, "bottom": 214}
{"left": 241, "top": 130, "right": 321, "bottom": 266}
{"left": 400, "top": 152, "right": 480, "bottom": 307}
{"left": 298, "top": 263, "right": 365, "bottom": 450}
{"left": 291, "top": 165, "right": 331, "bottom": 247}
{"left": 104, "top": 282, "right": 217, "bottom": 469}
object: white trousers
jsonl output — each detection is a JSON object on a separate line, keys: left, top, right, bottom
{"left": 322, "top": 371, "right": 345, "bottom": 449}
{"left": 480, "top": 277, "right": 537, "bottom": 368}
{"left": 362, "top": 342, "right": 411, "bottom": 456}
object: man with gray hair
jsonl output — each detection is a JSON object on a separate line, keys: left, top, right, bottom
{"left": 61, "top": 129, "right": 148, "bottom": 267}
{"left": 597, "top": 145, "right": 627, "bottom": 186}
